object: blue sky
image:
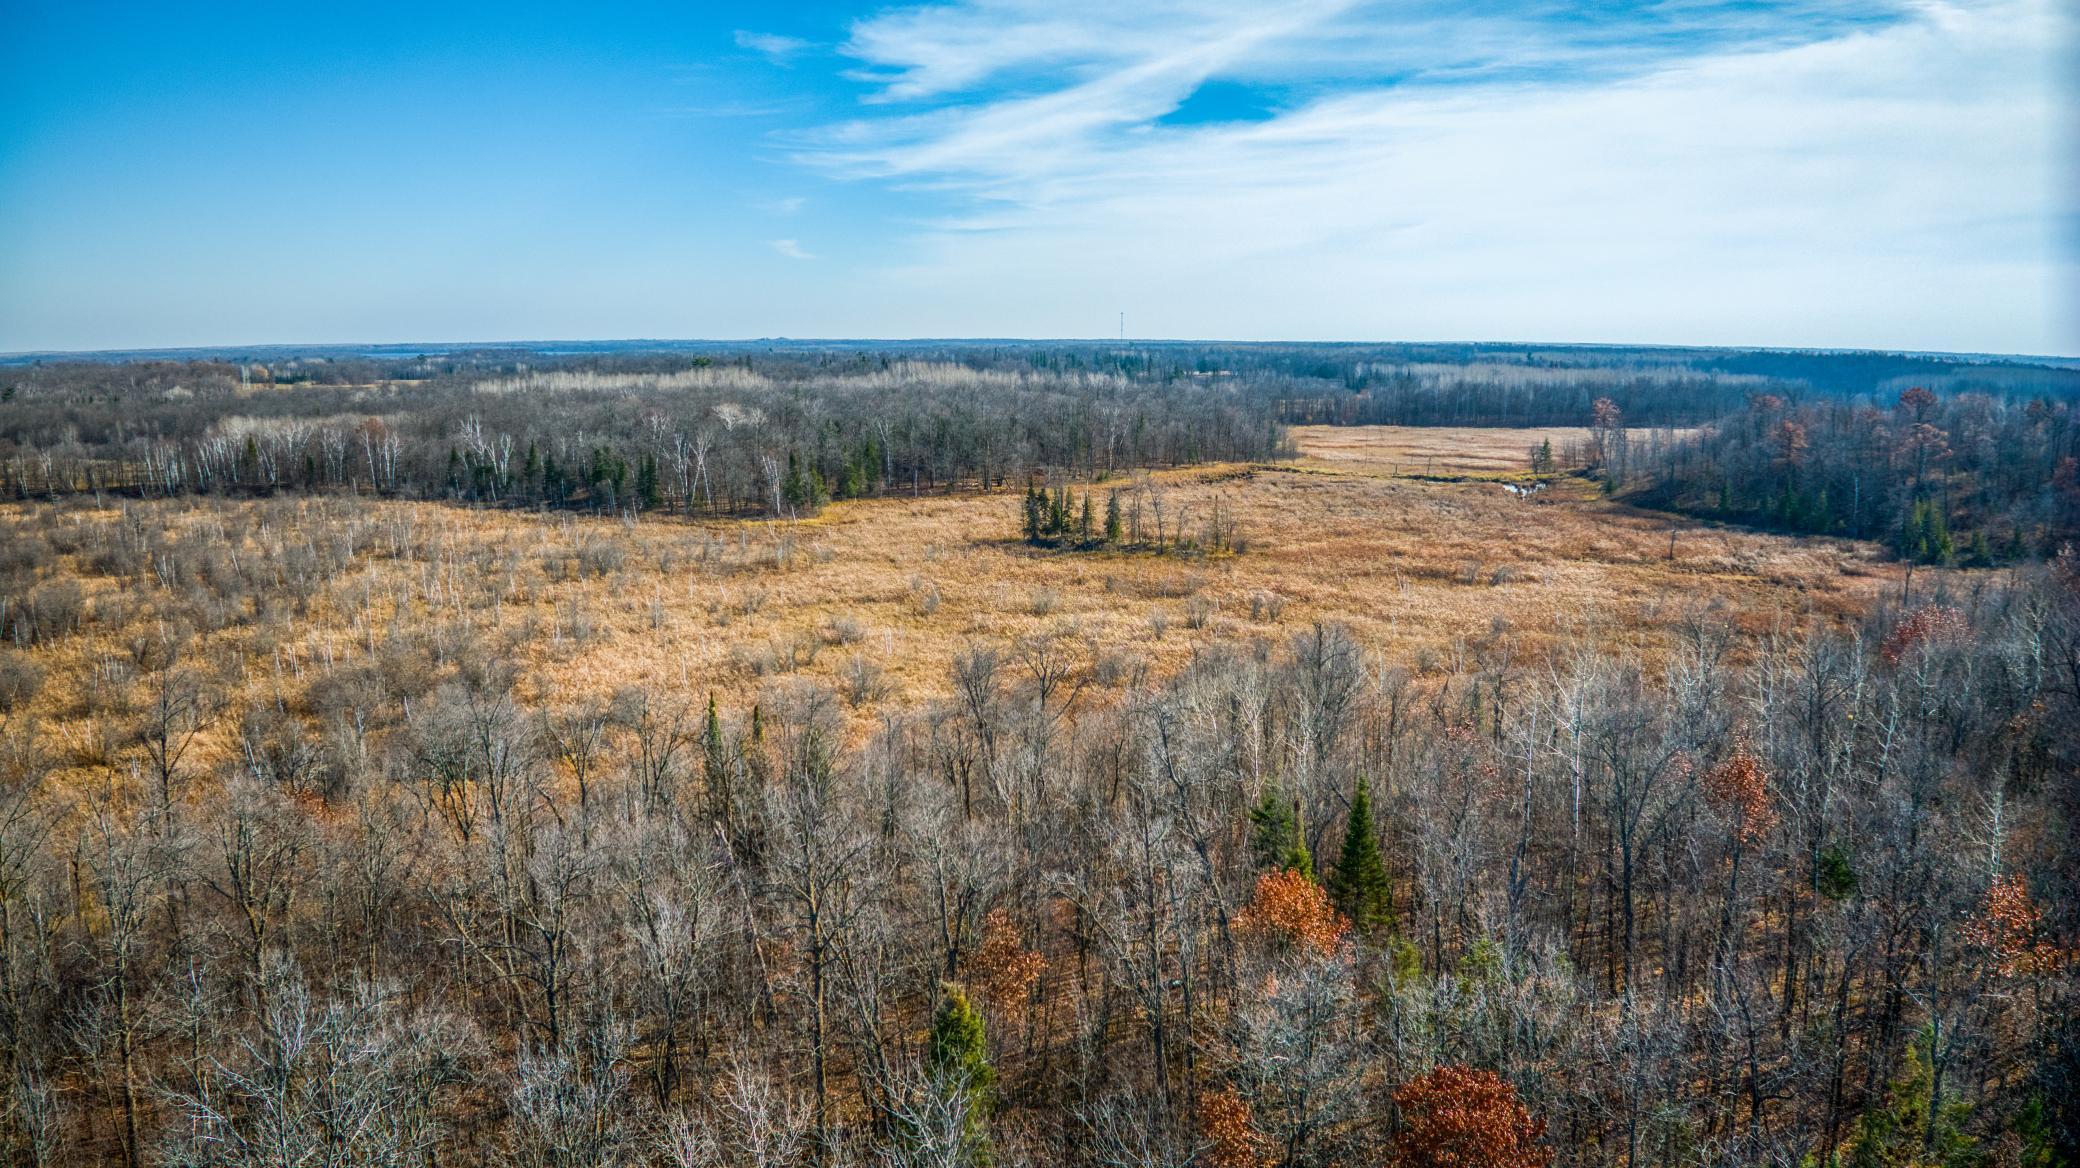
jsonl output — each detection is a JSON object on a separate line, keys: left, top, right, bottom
{"left": 1, "top": 0, "right": 2072, "bottom": 354}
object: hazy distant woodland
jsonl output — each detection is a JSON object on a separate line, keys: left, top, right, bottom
{"left": 0, "top": 343, "right": 2074, "bottom": 1168}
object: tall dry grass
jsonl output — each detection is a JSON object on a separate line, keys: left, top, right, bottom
{"left": 1, "top": 429, "right": 1915, "bottom": 790}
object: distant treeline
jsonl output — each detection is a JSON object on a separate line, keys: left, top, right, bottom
{"left": 1624, "top": 388, "right": 2080, "bottom": 563}
{"left": 1256, "top": 344, "right": 2080, "bottom": 427}
{"left": 5, "top": 343, "right": 2077, "bottom": 538}
{"left": 0, "top": 355, "right": 1283, "bottom": 514}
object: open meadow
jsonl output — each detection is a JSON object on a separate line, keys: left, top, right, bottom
{"left": 1286, "top": 424, "right": 1697, "bottom": 479}
{"left": 4, "top": 428, "right": 1906, "bottom": 780}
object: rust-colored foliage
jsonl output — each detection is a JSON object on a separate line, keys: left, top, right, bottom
{"left": 969, "top": 907, "right": 1045, "bottom": 1021}
{"left": 1197, "top": 1087, "right": 1268, "bottom": 1168}
{"left": 1235, "top": 868, "right": 1348, "bottom": 954}
{"left": 1897, "top": 385, "right": 1938, "bottom": 416}
{"left": 1704, "top": 747, "right": 1776, "bottom": 844}
{"left": 1771, "top": 419, "right": 1809, "bottom": 467}
{"left": 1392, "top": 1064, "right": 1550, "bottom": 1168}
{"left": 1897, "top": 421, "right": 1952, "bottom": 466}
{"left": 1880, "top": 604, "right": 1970, "bottom": 666}
{"left": 1964, "top": 874, "right": 2068, "bottom": 978}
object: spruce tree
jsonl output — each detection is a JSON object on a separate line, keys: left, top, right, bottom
{"left": 745, "top": 704, "right": 770, "bottom": 794}
{"left": 1902, "top": 499, "right": 1954, "bottom": 565}
{"left": 925, "top": 982, "right": 996, "bottom": 1164}
{"left": 1022, "top": 486, "right": 1044, "bottom": 544}
{"left": 1815, "top": 843, "right": 1858, "bottom": 900}
{"left": 1104, "top": 489, "right": 1123, "bottom": 544}
{"left": 1843, "top": 1032, "right": 1975, "bottom": 1168}
{"left": 1326, "top": 775, "right": 1392, "bottom": 932}
{"left": 635, "top": 452, "right": 660, "bottom": 512}
{"left": 1079, "top": 495, "right": 1094, "bottom": 544}
{"left": 1965, "top": 529, "right": 1992, "bottom": 567}
{"left": 702, "top": 693, "right": 732, "bottom": 828}
{"left": 784, "top": 451, "right": 822, "bottom": 513}
{"left": 543, "top": 452, "right": 564, "bottom": 504}
{"left": 1285, "top": 799, "right": 1314, "bottom": 878}
{"left": 1248, "top": 783, "right": 1300, "bottom": 872}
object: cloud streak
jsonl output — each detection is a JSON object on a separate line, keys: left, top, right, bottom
{"left": 788, "top": 0, "right": 2073, "bottom": 353}
{"left": 736, "top": 30, "right": 811, "bottom": 62}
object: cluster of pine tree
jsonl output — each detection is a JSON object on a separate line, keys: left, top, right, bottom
{"left": 1020, "top": 483, "right": 1116, "bottom": 548}
{"left": 1248, "top": 774, "right": 1395, "bottom": 935}
{"left": 781, "top": 449, "right": 831, "bottom": 514}
{"left": 1630, "top": 388, "right": 2076, "bottom": 564}
{"left": 447, "top": 442, "right": 671, "bottom": 512}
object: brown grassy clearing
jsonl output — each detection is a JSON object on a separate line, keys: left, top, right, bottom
{"left": 1288, "top": 423, "right": 1693, "bottom": 478}
{"left": 6, "top": 433, "right": 1917, "bottom": 792}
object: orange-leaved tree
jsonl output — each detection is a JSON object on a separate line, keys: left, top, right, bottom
{"left": 1964, "top": 874, "right": 2067, "bottom": 978}
{"left": 1197, "top": 1087, "right": 1268, "bottom": 1168}
{"left": 1235, "top": 867, "right": 1347, "bottom": 955}
{"left": 968, "top": 907, "right": 1045, "bottom": 1022}
{"left": 1880, "top": 604, "right": 1969, "bottom": 666}
{"left": 1392, "top": 1064, "right": 1550, "bottom": 1168}
{"left": 1704, "top": 746, "right": 1776, "bottom": 846}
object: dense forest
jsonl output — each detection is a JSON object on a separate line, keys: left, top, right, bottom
{"left": 0, "top": 356, "right": 1283, "bottom": 513}
{"left": 1617, "top": 387, "right": 2080, "bottom": 564}
{"left": 4, "top": 344, "right": 2076, "bottom": 514}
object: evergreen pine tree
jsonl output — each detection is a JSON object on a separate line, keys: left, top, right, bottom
{"left": 543, "top": 452, "right": 564, "bottom": 504}
{"left": 925, "top": 982, "right": 996, "bottom": 1165}
{"left": 635, "top": 452, "right": 660, "bottom": 512}
{"left": 1022, "top": 485, "right": 1044, "bottom": 544}
{"left": 702, "top": 693, "right": 733, "bottom": 828}
{"left": 1248, "top": 783, "right": 1300, "bottom": 872}
{"left": 840, "top": 448, "right": 870, "bottom": 499}
{"left": 745, "top": 704, "right": 770, "bottom": 794}
{"left": 1965, "top": 529, "right": 1992, "bottom": 567}
{"left": 783, "top": 451, "right": 825, "bottom": 513}
{"left": 1104, "top": 489, "right": 1123, "bottom": 544}
{"left": 522, "top": 441, "right": 542, "bottom": 500}
{"left": 1326, "top": 775, "right": 1393, "bottom": 932}
{"left": 1285, "top": 799, "right": 1314, "bottom": 878}
{"left": 1815, "top": 843, "right": 1858, "bottom": 900}
{"left": 1079, "top": 495, "right": 1094, "bottom": 544}
{"left": 1842, "top": 1031, "right": 1975, "bottom": 1168}
{"left": 1902, "top": 500, "right": 1955, "bottom": 565}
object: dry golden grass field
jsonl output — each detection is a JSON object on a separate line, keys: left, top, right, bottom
{"left": 1, "top": 427, "right": 1921, "bottom": 790}
{"left": 1288, "top": 423, "right": 1693, "bottom": 478}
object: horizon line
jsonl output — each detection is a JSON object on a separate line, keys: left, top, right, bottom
{"left": 6, "top": 337, "right": 2075, "bottom": 366}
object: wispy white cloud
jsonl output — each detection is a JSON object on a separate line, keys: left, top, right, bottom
{"left": 650, "top": 98, "right": 809, "bottom": 120}
{"left": 736, "top": 30, "right": 811, "bottom": 62}
{"left": 760, "top": 195, "right": 807, "bottom": 215}
{"left": 771, "top": 238, "right": 816, "bottom": 260}
{"left": 787, "top": 0, "right": 2072, "bottom": 353}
